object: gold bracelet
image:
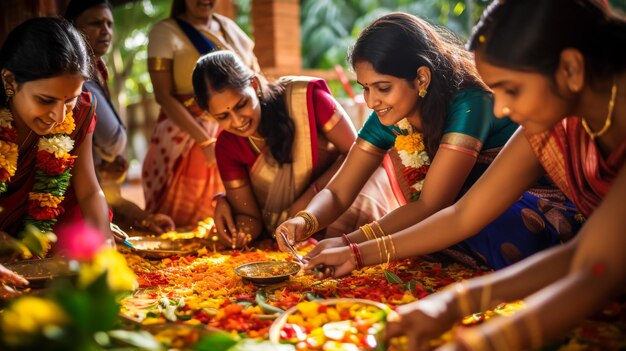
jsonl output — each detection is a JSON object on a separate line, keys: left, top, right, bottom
{"left": 361, "top": 224, "right": 384, "bottom": 264}
{"left": 198, "top": 137, "right": 216, "bottom": 149}
{"left": 480, "top": 283, "right": 492, "bottom": 311}
{"left": 524, "top": 308, "right": 543, "bottom": 349}
{"left": 385, "top": 234, "right": 397, "bottom": 262}
{"left": 454, "top": 281, "right": 472, "bottom": 318}
{"left": 295, "top": 210, "right": 319, "bottom": 237}
{"left": 500, "top": 318, "right": 522, "bottom": 351}
{"left": 456, "top": 328, "right": 489, "bottom": 351}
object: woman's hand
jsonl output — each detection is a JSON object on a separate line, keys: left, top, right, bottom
{"left": 0, "top": 264, "right": 28, "bottom": 300}
{"left": 303, "top": 246, "right": 357, "bottom": 278}
{"left": 385, "top": 291, "right": 457, "bottom": 351}
{"left": 137, "top": 213, "right": 175, "bottom": 234}
{"left": 275, "top": 216, "right": 308, "bottom": 252}
{"left": 213, "top": 196, "right": 237, "bottom": 248}
{"left": 201, "top": 143, "right": 217, "bottom": 168}
{"left": 303, "top": 237, "right": 345, "bottom": 261}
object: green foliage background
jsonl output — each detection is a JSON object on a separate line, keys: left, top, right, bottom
{"left": 108, "top": 0, "right": 626, "bottom": 105}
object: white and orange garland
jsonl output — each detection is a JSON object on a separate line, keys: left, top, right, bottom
{"left": 0, "top": 107, "right": 76, "bottom": 235}
{"left": 394, "top": 118, "right": 430, "bottom": 202}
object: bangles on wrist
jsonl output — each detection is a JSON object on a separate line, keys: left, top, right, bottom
{"left": 295, "top": 210, "right": 319, "bottom": 237}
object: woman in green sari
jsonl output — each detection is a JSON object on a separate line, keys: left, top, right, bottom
{"left": 281, "top": 12, "right": 578, "bottom": 272}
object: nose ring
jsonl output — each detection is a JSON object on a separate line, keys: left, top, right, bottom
{"left": 502, "top": 106, "right": 511, "bottom": 115}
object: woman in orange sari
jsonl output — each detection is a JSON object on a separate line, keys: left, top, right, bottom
{"left": 376, "top": 1, "right": 626, "bottom": 350}
{"left": 192, "top": 50, "right": 399, "bottom": 248}
{"left": 142, "top": 0, "right": 260, "bottom": 227}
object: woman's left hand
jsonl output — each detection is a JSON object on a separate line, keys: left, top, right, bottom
{"left": 303, "top": 245, "right": 357, "bottom": 278}
{"left": 0, "top": 264, "right": 28, "bottom": 300}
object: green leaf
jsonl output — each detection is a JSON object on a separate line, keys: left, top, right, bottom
{"left": 256, "top": 289, "right": 285, "bottom": 314}
{"left": 193, "top": 332, "right": 238, "bottom": 351}
{"left": 404, "top": 281, "right": 417, "bottom": 294}
{"left": 383, "top": 269, "right": 403, "bottom": 284}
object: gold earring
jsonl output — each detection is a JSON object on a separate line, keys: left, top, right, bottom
{"left": 419, "top": 88, "right": 427, "bottom": 98}
{"left": 5, "top": 87, "right": 14, "bottom": 102}
{"left": 502, "top": 106, "right": 511, "bottom": 115}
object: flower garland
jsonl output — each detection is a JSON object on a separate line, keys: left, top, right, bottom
{"left": 0, "top": 107, "right": 76, "bottom": 235}
{"left": 394, "top": 118, "right": 431, "bottom": 201}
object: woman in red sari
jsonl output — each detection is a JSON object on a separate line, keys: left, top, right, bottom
{"left": 142, "top": 0, "right": 260, "bottom": 228}
{"left": 192, "top": 50, "right": 399, "bottom": 249}
{"left": 365, "top": 1, "right": 626, "bottom": 350}
{"left": 0, "top": 18, "right": 114, "bottom": 291}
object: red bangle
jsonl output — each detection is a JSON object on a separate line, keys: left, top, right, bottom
{"left": 342, "top": 234, "right": 352, "bottom": 245}
{"left": 349, "top": 242, "right": 363, "bottom": 270}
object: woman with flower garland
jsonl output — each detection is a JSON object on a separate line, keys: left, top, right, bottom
{"left": 0, "top": 18, "right": 113, "bottom": 247}
{"left": 282, "top": 12, "right": 578, "bottom": 272}
{"left": 383, "top": 1, "right": 626, "bottom": 350}
{"left": 192, "top": 50, "right": 399, "bottom": 249}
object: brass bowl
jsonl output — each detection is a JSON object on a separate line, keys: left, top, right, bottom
{"left": 234, "top": 261, "right": 300, "bottom": 285}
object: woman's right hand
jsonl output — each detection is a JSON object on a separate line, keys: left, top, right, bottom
{"left": 213, "top": 196, "right": 237, "bottom": 248}
{"left": 0, "top": 264, "right": 28, "bottom": 300}
{"left": 201, "top": 143, "right": 217, "bottom": 168}
{"left": 275, "top": 216, "right": 308, "bottom": 252}
{"left": 303, "top": 237, "right": 345, "bottom": 261}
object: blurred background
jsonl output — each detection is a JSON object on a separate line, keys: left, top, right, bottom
{"left": 2, "top": 0, "right": 626, "bottom": 185}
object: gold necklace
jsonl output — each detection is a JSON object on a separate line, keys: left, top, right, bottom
{"left": 248, "top": 136, "right": 262, "bottom": 153}
{"left": 582, "top": 79, "right": 618, "bottom": 140}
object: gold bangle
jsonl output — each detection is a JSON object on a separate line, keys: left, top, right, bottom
{"left": 385, "top": 235, "right": 397, "bottom": 262}
{"left": 456, "top": 328, "right": 489, "bottom": 351}
{"left": 455, "top": 281, "right": 472, "bottom": 318}
{"left": 480, "top": 283, "right": 492, "bottom": 311}
{"left": 361, "top": 224, "right": 383, "bottom": 264}
{"left": 295, "top": 210, "right": 319, "bottom": 237}
{"left": 198, "top": 137, "right": 216, "bottom": 149}
{"left": 524, "top": 309, "right": 543, "bottom": 349}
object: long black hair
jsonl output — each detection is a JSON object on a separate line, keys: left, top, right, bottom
{"left": 192, "top": 50, "right": 295, "bottom": 165}
{"left": 348, "top": 12, "right": 487, "bottom": 158}
{"left": 468, "top": 0, "right": 626, "bottom": 86}
{"left": 0, "top": 17, "right": 93, "bottom": 107}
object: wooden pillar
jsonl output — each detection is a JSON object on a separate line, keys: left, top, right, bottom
{"left": 251, "top": 0, "right": 301, "bottom": 73}
{"left": 0, "top": 0, "right": 63, "bottom": 45}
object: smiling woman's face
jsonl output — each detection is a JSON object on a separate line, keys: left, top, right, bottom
{"left": 8, "top": 72, "right": 84, "bottom": 135}
{"left": 205, "top": 86, "right": 262, "bottom": 137}
{"left": 474, "top": 52, "right": 570, "bottom": 135}
{"left": 355, "top": 61, "right": 421, "bottom": 127}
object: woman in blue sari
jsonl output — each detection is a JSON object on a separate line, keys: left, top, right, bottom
{"left": 279, "top": 12, "right": 579, "bottom": 273}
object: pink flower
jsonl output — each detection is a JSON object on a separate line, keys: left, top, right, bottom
{"left": 55, "top": 221, "right": 107, "bottom": 261}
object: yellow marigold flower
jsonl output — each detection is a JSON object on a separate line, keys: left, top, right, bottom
{"left": 79, "top": 247, "right": 138, "bottom": 292}
{"left": 51, "top": 111, "right": 75, "bottom": 134}
{"left": 0, "top": 296, "right": 68, "bottom": 346}
{"left": 395, "top": 133, "right": 425, "bottom": 153}
{"left": 28, "top": 192, "right": 64, "bottom": 208}
{"left": 0, "top": 140, "right": 18, "bottom": 176}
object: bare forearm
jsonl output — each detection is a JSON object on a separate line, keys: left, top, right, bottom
{"left": 157, "top": 95, "right": 212, "bottom": 142}
{"left": 78, "top": 191, "right": 111, "bottom": 236}
{"left": 473, "top": 266, "right": 618, "bottom": 351}
{"left": 288, "top": 157, "right": 345, "bottom": 216}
